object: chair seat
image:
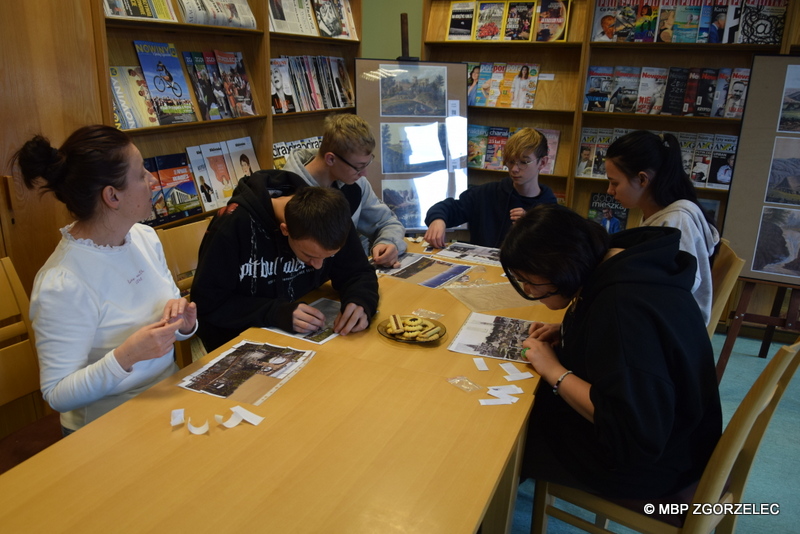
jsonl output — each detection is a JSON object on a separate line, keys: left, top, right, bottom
{"left": 0, "top": 412, "right": 62, "bottom": 475}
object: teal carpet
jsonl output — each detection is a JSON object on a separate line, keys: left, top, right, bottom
{"left": 511, "top": 333, "right": 800, "bottom": 534}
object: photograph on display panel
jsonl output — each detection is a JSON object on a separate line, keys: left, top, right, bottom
{"left": 778, "top": 65, "right": 800, "bottom": 133}
{"left": 722, "top": 56, "right": 800, "bottom": 286}
{"left": 356, "top": 59, "right": 468, "bottom": 232}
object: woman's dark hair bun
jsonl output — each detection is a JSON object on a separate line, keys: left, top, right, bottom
{"left": 16, "top": 135, "right": 66, "bottom": 191}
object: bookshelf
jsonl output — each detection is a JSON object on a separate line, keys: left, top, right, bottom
{"left": 421, "top": 0, "right": 800, "bottom": 233}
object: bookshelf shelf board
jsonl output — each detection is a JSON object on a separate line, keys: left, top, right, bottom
{"left": 269, "top": 32, "right": 360, "bottom": 45}
{"left": 105, "top": 17, "right": 264, "bottom": 36}
{"left": 124, "top": 115, "right": 268, "bottom": 137}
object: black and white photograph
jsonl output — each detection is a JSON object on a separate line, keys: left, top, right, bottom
{"left": 752, "top": 207, "right": 800, "bottom": 278}
{"left": 448, "top": 312, "right": 533, "bottom": 361}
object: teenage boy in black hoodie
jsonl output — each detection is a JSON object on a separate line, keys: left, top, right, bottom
{"left": 192, "top": 169, "right": 379, "bottom": 351}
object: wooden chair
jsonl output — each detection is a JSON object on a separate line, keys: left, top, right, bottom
{"left": 531, "top": 340, "right": 800, "bottom": 534}
{"left": 0, "top": 256, "right": 62, "bottom": 474}
{"left": 707, "top": 239, "right": 745, "bottom": 340}
{"left": 156, "top": 217, "right": 212, "bottom": 367}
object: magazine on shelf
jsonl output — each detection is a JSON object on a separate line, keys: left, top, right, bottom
{"left": 272, "top": 142, "right": 289, "bottom": 170}
{"left": 739, "top": 0, "right": 787, "bottom": 44}
{"left": 710, "top": 67, "right": 731, "bottom": 117}
{"left": 576, "top": 127, "right": 597, "bottom": 177}
{"left": 448, "top": 1, "right": 477, "bottom": 40}
{"left": 584, "top": 65, "right": 614, "bottom": 112}
{"left": 587, "top": 192, "right": 629, "bottom": 234}
{"left": 681, "top": 67, "right": 702, "bottom": 116}
{"left": 656, "top": 0, "right": 678, "bottom": 42}
{"left": 503, "top": 2, "right": 535, "bottom": 41}
{"left": 226, "top": 137, "right": 261, "bottom": 183}
{"left": 608, "top": 66, "right": 641, "bottom": 114}
{"left": 592, "top": 128, "right": 614, "bottom": 178}
{"left": 484, "top": 126, "right": 510, "bottom": 171}
{"left": 695, "top": 68, "right": 719, "bottom": 117}
{"left": 635, "top": 66, "right": 668, "bottom": 115}
{"left": 142, "top": 157, "right": 170, "bottom": 227}
{"left": 723, "top": 0, "right": 742, "bottom": 43}
{"left": 186, "top": 52, "right": 224, "bottom": 120}
{"left": 204, "top": 0, "right": 257, "bottom": 28}
{"left": 535, "top": 0, "right": 570, "bottom": 41}
{"left": 330, "top": 57, "right": 355, "bottom": 107}
{"left": 633, "top": 0, "right": 658, "bottom": 42}
{"left": 175, "top": 0, "right": 211, "bottom": 24}
{"left": 592, "top": 0, "right": 618, "bottom": 41}
{"left": 723, "top": 67, "right": 749, "bottom": 119}
{"left": 661, "top": 66, "right": 690, "bottom": 115}
{"left": 484, "top": 63, "right": 507, "bottom": 107}
{"left": 474, "top": 2, "right": 507, "bottom": 41}
{"left": 614, "top": 0, "right": 639, "bottom": 41}
{"left": 696, "top": 0, "right": 714, "bottom": 42}
{"left": 214, "top": 50, "right": 256, "bottom": 117}
{"left": 677, "top": 131, "right": 698, "bottom": 179}
{"left": 690, "top": 133, "right": 715, "bottom": 186}
{"left": 202, "top": 51, "right": 236, "bottom": 119}
{"left": 269, "top": 0, "right": 319, "bottom": 35}
{"left": 104, "top": 0, "right": 176, "bottom": 20}
{"left": 313, "top": 0, "right": 356, "bottom": 39}
{"left": 178, "top": 340, "right": 315, "bottom": 405}
{"left": 473, "top": 62, "right": 494, "bottom": 107}
{"left": 133, "top": 41, "right": 197, "bottom": 125}
{"left": 154, "top": 152, "right": 203, "bottom": 220}
{"left": 673, "top": 0, "right": 703, "bottom": 42}
{"left": 707, "top": 134, "right": 738, "bottom": 189}
{"left": 199, "top": 142, "right": 237, "bottom": 204}
{"left": 497, "top": 63, "right": 539, "bottom": 109}
{"left": 539, "top": 128, "right": 560, "bottom": 175}
{"left": 467, "top": 124, "right": 490, "bottom": 169}
{"left": 109, "top": 66, "right": 159, "bottom": 130}
{"left": 186, "top": 145, "right": 220, "bottom": 211}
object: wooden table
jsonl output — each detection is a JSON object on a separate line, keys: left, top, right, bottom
{"left": 0, "top": 261, "right": 564, "bottom": 533}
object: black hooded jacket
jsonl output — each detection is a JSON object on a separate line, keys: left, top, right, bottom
{"left": 527, "top": 226, "right": 722, "bottom": 499}
{"left": 191, "top": 170, "right": 379, "bottom": 351}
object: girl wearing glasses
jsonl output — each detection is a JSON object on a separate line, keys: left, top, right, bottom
{"left": 501, "top": 204, "right": 721, "bottom": 500}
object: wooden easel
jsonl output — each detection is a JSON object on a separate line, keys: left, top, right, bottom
{"left": 717, "top": 277, "right": 800, "bottom": 382}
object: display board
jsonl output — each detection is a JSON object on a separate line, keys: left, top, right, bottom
{"left": 724, "top": 55, "right": 800, "bottom": 286}
{"left": 355, "top": 59, "right": 468, "bottom": 231}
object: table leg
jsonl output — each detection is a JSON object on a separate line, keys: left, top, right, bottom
{"left": 481, "top": 420, "right": 528, "bottom": 534}
{"left": 717, "top": 281, "right": 756, "bottom": 383}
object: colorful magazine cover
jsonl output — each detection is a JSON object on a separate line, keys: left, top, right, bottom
{"left": 133, "top": 40, "right": 197, "bottom": 125}
{"left": 503, "top": 2, "right": 535, "bottom": 40}
{"left": 614, "top": 0, "right": 639, "bottom": 41}
{"left": 535, "top": 0, "right": 569, "bottom": 41}
{"left": 186, "top": 144, "right": 220, "bottom": 211}
{"left": 154, "top": 152, "right": 203, "bottom": 219}
{"left": 592, "top": 0, "right": 618, "bottom": 41}
{"left": 199, "top": 141, "right": 236, "bottom": 203}
{"left": 484, "top": 126, "right": 510, "bottom": 170}
{"left": 678, "top": 131, "right": 698, "bottom": 178}
{"left": 576, "top": 127, "right": 597, "bottom": 177}
{"left": 633, "top": 0, "right": 658, "bottom": 41}
{"left": 710, "top": 67, "right": 732, "bottom": 117}
{"left": 656, "top": 0, "right": 678, "bottom": 41}
{"left": 214, "top": 50, "right": 255, "bottom": 117}
{"left": 691, "top": 133, "right": 715, "bottom": 186}
{"left": 539, "top": 128, "right": 561, "bottom": 175}
{"left": 584, "top": 65, "right": 614, "bottom": 112}
{"left": 474, "top": 2, "right": 506, "bottom": 41}
{"left": 723, "top": 67, "right": 749, "bottom": 118}
{"left": 635, "top": 66, "right": 668, "bottom": 114}
{"left": 592, "top": 128, "right": 614, "bottom": 178}
{"left": 191, "top": 51, "right": 226, "bottom": 120}
{"left": 707, "top": 134, "right": 738, "bottom": 189}
{"left": 203, "top": 50, "right": 236, "bottom": 118}
{"left": 608, "top": 66, "right": 641, "bottom": 114}
{"left": 673, "top": 0, "right": 703, "bottom": 42}
{"left": 226, "top": 136, "right": 261, "bottom": 183}
{"left": 467, "top": 123, "right": 490, "bottom": 168}
{"left": 587, "top": 193, "right": 629, "bottom": 234}
{"left": 473, "top": 62, "right": 495, "bottom": 106}
{"left": 109, "top": 65, "right": 159, "bottom": 129}
{"left": 141, "top": 156, "right": 170, "bottom": 226}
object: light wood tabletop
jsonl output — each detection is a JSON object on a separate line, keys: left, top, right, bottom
{"left": 0, "top": 255, "right": 565, "bottom": 533}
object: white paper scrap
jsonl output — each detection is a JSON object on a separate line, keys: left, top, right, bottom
{"left": 187, "top": 418, "right": 209, "bottom": 435}
{"left": 500, "top": 362, "right": 523, "bottom": 375}
{"left": 505, "top": 372, "right": 534, "bottom": 381}
{"left": 480, "top": 398, "right": 515, "bottom": 405}
{"left": 170, "top": 408, "right": 185, "bottom": 426}
{"left": 487, "top": 392, "right": 520, "bottom": 403}
{"left": 215, "top": 411, "right": 245, "bottom": 428}
{"left": 232, "top": 405, "right": 264, "bottom": 426}
{"left": 488, "top": 385, "right": 524, "bottom": 395}
{"left": 473, "top": 357, "right": 489, "bottom": 371}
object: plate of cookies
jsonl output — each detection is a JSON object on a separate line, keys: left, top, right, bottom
{"left": 378, "top": 315, "right": 446, "bottom": 344}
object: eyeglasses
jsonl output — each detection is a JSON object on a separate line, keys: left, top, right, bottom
{"left": 507, "top": 271, "right": 559, "bottom": 301}
{"left": 505, "top": 158, "right": 534, "bottom": 170}
{"left": 333, "top": 153, "right": 374, "bottom": 174}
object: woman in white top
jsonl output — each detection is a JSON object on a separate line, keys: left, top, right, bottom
{"left": 604, "top": 130, "right": 720, "bottom": 325}
{"left": 511, "top": 65, "right": 531, "bottom": 108}
{"left": 13, "top": 125, "right": 197, "bottom": 434}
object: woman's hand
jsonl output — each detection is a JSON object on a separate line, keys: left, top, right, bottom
{"left": 424, "top": 219, "right": 447, "bottom": 249}
{"left": 529, "top": 322, "right": 562, "bottom": 346}
{"left": 114, "top": 320, "right": 181, "bottom": 371}
{"left": 522, "top": 337, "right": 563, "bottom": 382}
{"left": 161, "top": 298, "right": 197, "bottom": 335}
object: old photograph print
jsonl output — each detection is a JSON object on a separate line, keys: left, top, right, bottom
{"left": 380, "top": 122, "right": 448, "bottom": 174}
{"left": 379, "top": 64, "right": 447, "bottom": 117}
{"left": 764, "top": 137, "right": 800, "bottom": 207}
{"left": 778, "top": 65, "right": 800, "bottom": 133}
{"left": 753, "top": 207, "right": 800, "bottom": 278}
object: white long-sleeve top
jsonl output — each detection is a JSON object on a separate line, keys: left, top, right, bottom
{"left": 30, "top": 223, "right": 191, "bottom": 431}
{"left": 642, "top": 200, "right": 720, "bottom": 326}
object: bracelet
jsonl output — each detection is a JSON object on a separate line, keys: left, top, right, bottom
{"left": 552, "top": 370, "right": 573, "bottom": 396}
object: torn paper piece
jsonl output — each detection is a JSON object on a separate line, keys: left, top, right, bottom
{"left": 505, "top": 372, "right": 534, "bottom": 381}
{"left": 473, "top": 357, "right": 489, "bottom": 371}
{"left": 215, "top": 412, "right": 244, "bottom": 428}
{"left": 487, "top": 392, "right": 519, "bottom": 403}
{"left": 500, "top": 362, "right": 523, "bottom": 375}
{"left": 488, "top": 385, "right": 524, "bottom": 395}
{"left": 480, "top": 398, "right": 515, "bottom": 405}
{"left": 187, "top": 418, "right": 209, "bottom": 435}
{"left": 232, "top": 405, "right": 264, "bottom": 426}
{"left": 171, "top": 409, "right": 185, "bottom": 426}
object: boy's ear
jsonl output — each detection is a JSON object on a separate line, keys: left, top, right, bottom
{"left": 279, "top": 222, "right": 290, "bottom": 237}
{"left": 323, "top": 152, "right": 336, "bottom": 166}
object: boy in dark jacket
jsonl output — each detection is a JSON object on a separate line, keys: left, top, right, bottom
{"left": 192, "top": 169, "right": 379, "bottom": 351}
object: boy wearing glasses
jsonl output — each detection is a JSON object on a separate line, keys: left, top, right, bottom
{"left": 282, "top": 113, "right": 407, "bottom": 268}
{"left": 424, "top": 127, "right": 557, "bottom": 249}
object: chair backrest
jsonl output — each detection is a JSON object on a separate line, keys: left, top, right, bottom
{"left": 683, "top": 340, "right": 800, "bottom": 532}
{"left": 0, "top": 257, "right": 39, "bottom": 408}
{"left": 156, "top": 217, "right": 211, "bottom": 297}
{"left": 707, "top": 238, "right": 745, "bottom": 338}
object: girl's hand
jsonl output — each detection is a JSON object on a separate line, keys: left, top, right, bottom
{"left": 528, "top": 322, "right": 562, "bottom": 346}
{"left": 161, "top": 298, "right": 197, "bottom": 335}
